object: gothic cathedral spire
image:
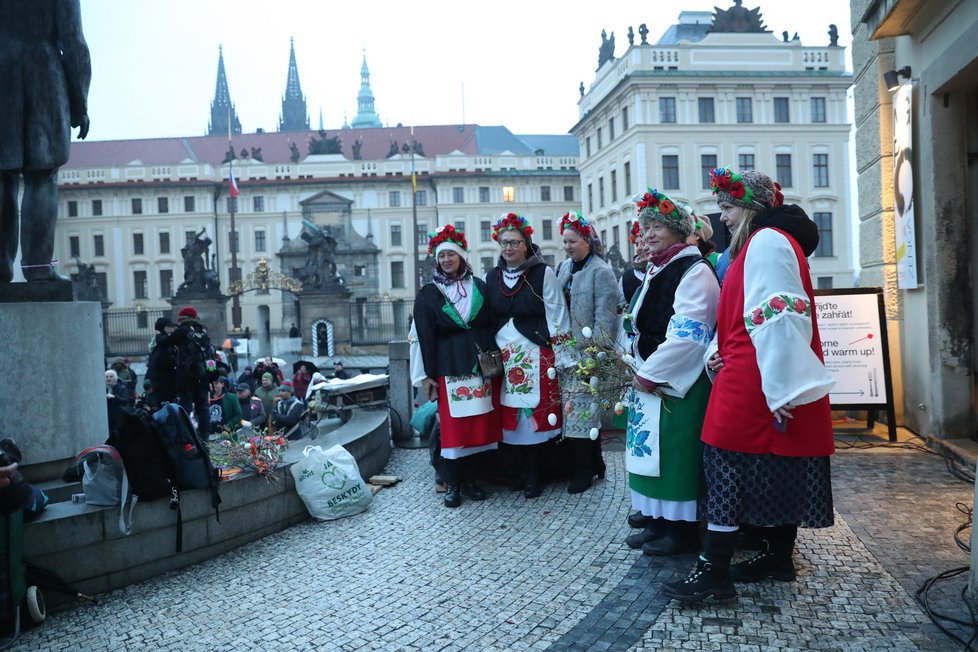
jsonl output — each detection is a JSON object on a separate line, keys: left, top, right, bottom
{"left": 208, "top": 45, "right": 242, "bottom": 136}
{"left": 350, "top": 50, "right": 382, "bottom": 129}
{"left": 279, "top": 38, "right": 310, "bottom": 132}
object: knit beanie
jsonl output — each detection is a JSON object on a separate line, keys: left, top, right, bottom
{"left": 710, "top": 168, "right": 783, "bottom": 211}
{"left": 176, "top": 306, "right": 198, "bottom": 322}
{"left": 279, "top": 380, "right": 294, "bottom": 394}
{"left": 635, "top": 189, "right": 695, "bottom": 240}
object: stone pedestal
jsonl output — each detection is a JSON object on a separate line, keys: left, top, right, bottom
{"left": 300, "top": 287, "right": 353, "bottom": 356}
{"left": 0, "top": 301, "right": 108, "bottom": 481}
{"left": 169, "top": 294, "right": 229, "bottom": 341}
{"left": 387, "top": 341, "right": 414, "bottom": 442}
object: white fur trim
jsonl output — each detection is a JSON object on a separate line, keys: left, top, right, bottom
{"left": 435, "top": 241, "right": 468, "bottom": 260}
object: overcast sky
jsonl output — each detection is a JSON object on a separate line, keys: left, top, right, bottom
{"left": 77, "top": 0, "right": 853, "bottom": 142}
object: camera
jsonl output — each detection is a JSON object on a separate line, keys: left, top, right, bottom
{"left": 0, "top": 439, "right": 33, "bottom": 516}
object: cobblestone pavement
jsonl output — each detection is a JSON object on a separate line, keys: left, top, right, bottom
{"left": 15, "top": 437, "right": 973, "bottom": 651}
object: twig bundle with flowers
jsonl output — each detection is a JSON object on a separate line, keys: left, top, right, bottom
{"left": 209, "top": 422, "right": 288, "bottom": 483}
{"left": 553, "top": 324, "right": 641, "bottom": 431}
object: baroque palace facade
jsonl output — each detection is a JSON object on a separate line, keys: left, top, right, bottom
{"left": 573, "top": 6, "right": 854, "bottom": 288}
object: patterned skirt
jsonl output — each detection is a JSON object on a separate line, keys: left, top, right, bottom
{"left": 701, "top": 444, "right": 834, "bottom": 528}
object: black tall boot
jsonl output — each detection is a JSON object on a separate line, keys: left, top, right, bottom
{"left": 661, "top": 530, "right": 738, "bottom": 602}
{"left": 642, "top": 520, "right": 700, "bottom": 556}
{"left": 523, "top": 444, "right": 542, "bottom": 499}
{"left": 625, "top": 517, "right": 667, "bottom": 548}
{"left": 460, "top": 456, "right": 487, "bottom": 501}
{"left": 567, "top": 438, "right": 594, "bottom": 494}
{"left": 442, "top": 458, "right": 461, "bottom": 508}
{"left": 591, "top": 437, "right": 606, "bottom": 480}
{"left": 730, "top": 525, "right": 797, "bottom": 582}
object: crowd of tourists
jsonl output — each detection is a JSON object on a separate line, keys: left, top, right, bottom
{"left": 408, "top": 167, "right": 835, "bottom": 603}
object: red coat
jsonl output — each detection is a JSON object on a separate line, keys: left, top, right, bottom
{"left": 701, "top": 228, "right": 834, "bottom": 457}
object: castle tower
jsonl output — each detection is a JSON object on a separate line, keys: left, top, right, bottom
{"left": 350, "top": 50, "right": 382, "bottom": 128}
{"left": 207, "top": 45, "right": 242, "bottom": 136}
{"left": 279, "top": 38, "right": 310, "bottom": 132}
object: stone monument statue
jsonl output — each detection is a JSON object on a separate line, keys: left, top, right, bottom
{"left": 178, "top": 229, "right": 220, "bottom": 294}
{"left": 0, "top": 0, "right": 91, "bottom": 283}
{"left": 72, "top": 256, "right": 103, "bottom": 302}
{"left": 627, "top": 26, "right": 635, "bottom": 46}
{"left": 293, "top": 220, "right": 342, "bottom": 291}
{"left": 710, "top": 0, "right": 768, "bottom": 33}
{"left": 829, "top": 24, "right": 839, "bottom": 46}
{"left": 639, "top": 24, "right": 649, "bottom": 44}
{"left": 597, "top": 29, "right": 616, "bottom": 69}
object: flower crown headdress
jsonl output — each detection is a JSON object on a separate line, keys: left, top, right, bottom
{"left": 558, "top": 211, "right": 594, "bottom": 239}
{"left": 636, "top": 188, "right": 682, "bottom": 222}
{"left": 491, "top": 212, "right": 533, "bottom": 241}
{"left": 709, "top": 166, "right": 754, "bottom": 206}
{"left": 427, "top": 224, "right": 468, "bottom": 255}
{"left": 628, "top": 220, "right": 642, "bottom": 244}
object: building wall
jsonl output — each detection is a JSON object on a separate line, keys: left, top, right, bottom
{"left": 54, "top": 151, "right": 578, "bottom": 337}
{"left": 573, "top": 30, "right": 855, "bottom": 288}
{"left": 850, "top": 0, "right": 978, "bottom": 437}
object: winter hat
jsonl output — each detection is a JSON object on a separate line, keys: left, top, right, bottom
{"left": 279, "top": 380, "right": 294, "bottom": 394}
{"left": 635, "top": 189, "right": 695, "bottom": 240}
{"left": 427, "top": 224, "right": 468, "bottom": 259}
{"left": 690, "top": 208, "right": 714, "bottom": 241}
{"left": 236, "top": 383, "right": 250, "bottom": 392}
{"left": 155, "top": 317, "right": 176, "bottom": 332}
{"left": 262, "top": 372, "right": 274, "bottom": 382}
{"left": 710, "top": 167, "right": 784, "bottom": 211}
{"left": 176, "top": 306, "right": 198, "bottom": 322}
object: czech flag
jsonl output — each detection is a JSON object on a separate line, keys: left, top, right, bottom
{"left": 229, "top": 168, "right": 239, "bottom": 198}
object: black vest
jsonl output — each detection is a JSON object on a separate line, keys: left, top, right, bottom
{"left": 635, "top": 256, "right": 706, "bottom": 360}
{"left": 621, "top": 269, "right": 643, "bottom": 304}
{"left": 486, "top": 264, "right": 551, "bottom": 347}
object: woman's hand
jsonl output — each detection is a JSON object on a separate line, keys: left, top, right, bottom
{"left": 422, "top": 378, "right": 438, "bottom": 402}
{"left": 707, "top": 352, "right": 724, "bottom": 372}
{"left": 773, "top": 405, "right": 795, "bottom": 430}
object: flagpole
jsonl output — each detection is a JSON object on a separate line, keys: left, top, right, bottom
{"left": 228, "top": 107, "right": 242, "bottom": 333}
{"left": 411, "top": 124, "right": 419, "bottom": 297}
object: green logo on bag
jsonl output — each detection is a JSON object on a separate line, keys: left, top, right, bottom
{"left": 298, "top": 468, "right": 314, "bottom": 481}
{"left": 321, "top": 462, "right": 349, "bottom": 491}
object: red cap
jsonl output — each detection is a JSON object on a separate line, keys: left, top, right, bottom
{"left": 177, "top": 306, "right": 198, "bottom": 322}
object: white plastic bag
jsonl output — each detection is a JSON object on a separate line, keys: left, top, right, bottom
{"left": 290, "top": 445, "right": 372, "bottom": 520}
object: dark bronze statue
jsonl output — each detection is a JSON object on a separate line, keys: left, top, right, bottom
{"left": 829, "top": 24, "right": 839, "bottom": 46}
{"left": 627, "top": 26, "right": 635, "bottom": 46}
{"left": 710, "top": 0, "right": 768, "bottom": 33}
{"left": 351, "top": 138, "right": 362, "bottom": 160}
{"left": 639, "top": 24, "right": 649, "bottom": 45}
{"left": 597, "top": 29, "right": 616, "bottom": 69}
{"left": 178, "top": 229, "right": 220, "bottom": 294}
{"left": 0, "top": 0, "right": 91, "bottom": 283}
{"left": 289, "top": 141, "right": 300, "bottom": 163}
{"left": 308, "top": 130, "right": 342, "bottom": 155}
{"left": 72, "top": 256, "right": 102, "bottom": 301}
{"left": 294, "top": 220, "right": 341, "bottom": 291}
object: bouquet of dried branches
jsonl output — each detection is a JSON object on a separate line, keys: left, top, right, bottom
{"left": 554, "top": 326, "right": 641, "bottom": 432}
{"left": 209, "top": 422, "right": 288, "bottom": 483}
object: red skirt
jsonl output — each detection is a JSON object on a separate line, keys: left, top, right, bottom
{"left": 437, "top": 377, "right": 502, "bottom": 449}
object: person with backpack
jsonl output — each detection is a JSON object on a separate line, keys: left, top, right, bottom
{"left": 173, "top": 306, "right": 216, "bottom": 438}
{"left": 147, "top": 317, "right": 181, "bottom": 404}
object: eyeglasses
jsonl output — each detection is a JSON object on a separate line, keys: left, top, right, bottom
{"left": 498, "top": 239, "right": 524, "bottom": 249}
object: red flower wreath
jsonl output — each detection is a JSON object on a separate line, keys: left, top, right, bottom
{"left": 635, "top": 190, "right": 660, "bottom": 214}
{"left": 559, "top": 211, "right": 593, "bottom": 238}
{"left": 427, "top": 224, "right": 468, "bottom": 255}
{"left": 492, "top": 213, "right": 533, "bottom": 241}
{"left": 628, "top": 220, "right": 642, "bottom": 244}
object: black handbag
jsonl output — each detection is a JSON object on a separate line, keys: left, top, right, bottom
{"left": 476, "top": 347, "right": 503, "bottom": 379}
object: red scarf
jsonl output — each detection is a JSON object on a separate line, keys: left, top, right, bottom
{"left": 649, "top": 242, "right": 689, "bottom": 268}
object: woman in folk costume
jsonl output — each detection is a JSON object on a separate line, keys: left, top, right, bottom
{"left": 410, "top": 225, "right": 501, "bottom": 508}
{"left": 624, "top": 189, "right": 720, "bottom": 556}
{"left": 663, "top": 168, "right": 834, "bottom": 602}
{"left": 486, "top": 213, "right": 571, "bottom": 499}
{"left": 555, "top": 211, "right": 620, "bottom": 494}
{"left": 621, "top": 220, "right": 650, "bottom": 308}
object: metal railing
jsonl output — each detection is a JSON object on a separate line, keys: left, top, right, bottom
{"left": 103, "top": 306, "right": 169, "bottom": 358}
{"left": 350, "top": 300, "right": 413, "bottom": 345}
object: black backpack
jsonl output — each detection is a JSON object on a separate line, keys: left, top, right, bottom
{"left": 176, "top": 324, "right": 216, "bottom": 380}
{"left": 108, "top": 407, "right": 174, "bottom": 502}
